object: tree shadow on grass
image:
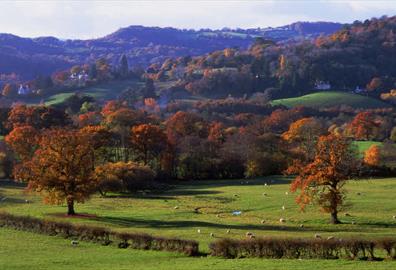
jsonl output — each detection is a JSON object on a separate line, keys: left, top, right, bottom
{"left": 92, "top": 215, "right": 375, "bottom": 233}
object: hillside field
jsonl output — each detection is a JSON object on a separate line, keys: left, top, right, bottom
{"left": 1, "top": 177, "right": 396, "bottom": 269}
{"left": 271, "top": 91, "right": 392, "bottom": 109}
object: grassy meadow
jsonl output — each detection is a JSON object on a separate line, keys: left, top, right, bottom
{"left": 1, "top": 176, "right": 396, "bottom": 269}
{"left": 271, "top": 91, "right": 391, "bottom": 109}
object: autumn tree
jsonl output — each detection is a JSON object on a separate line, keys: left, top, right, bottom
{"left": 363, "top": 144, "right": 382, "bottom": 167}
{"left": 94, "top": 161, "right": 155, "bottom": 195}
{"left": 290, "top": 134, "right": 358, "bottom": 224}
{"left": 130, "top": 124, "right": 167, "bottom": 165}
{"left": 5, "top": 125, "right": 39, "bottom": 161}
{"left": 347, "top": 112, "right": 379, "bottom": 140}
{"left": 13, "top": 129, "right": 98, "bottom": 215}
{"left": 2, "top": 83, "right": 17, "bottom": 97}
{"left": 282, "top": 117, "right": 325, "bottom": 161}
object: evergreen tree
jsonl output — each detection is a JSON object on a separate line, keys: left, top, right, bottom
{"left": 119, "top": 54, "right": 129, "bottom": 78}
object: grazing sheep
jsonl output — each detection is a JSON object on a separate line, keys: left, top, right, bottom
{"left": 249, "top": 235, "right": 255, "bottom": 239}
{"left": 314, "top": 234, "right": 322, "bottom": 239}
{"left": 246, "top": 232, "right": 254, "bottom": 238}
{"left": 393, "top": 215, "right": 396, "bottom": 219}
{"left": 210, "top": 233, "right": 215, "bottom": 237}
{"left": 216, "top": 214, "right": 220, "bottom": 218}
{"left": 197, "top": 229, "right": 201, "bottom": 234}
{"left": 226, "top": 229, "right": 230, "bottom": 234}
{"left": 285, "top": 192, "right": 289, "bottom": 195}
{"left": 262, "top": 193, "right": 267, "bottom": 196}
{"left": 261, "top": 219, "right": 266, "bottom": 224}
{"left": 71, "top": 240, "right": 79, "bottom": 247}
{"left": 25, "top": 199, "right": 30, "bottom": 203}
{"left": 327, "top": 236, "right": 334, "bottom": 240}
{"left": 264, "top": 183, "right": 268, "bottom": 186}
{"left": 282, "top": 206, "right": 285, "bottom": 211}
{"left": 279, "top": 218, "right": 286, "bottom": 223}
{"left": 299, "top": 224, "right": 304, "bottom": 228}
{"left": 174, "top": 206, "right": 179, "bottom": 209}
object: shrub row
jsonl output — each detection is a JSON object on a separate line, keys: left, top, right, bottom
{"left": 209, "top": 237, "right": 396, "bottom": 260}
{"left": 0, "top": 212, "right": 198, "bottom": 256}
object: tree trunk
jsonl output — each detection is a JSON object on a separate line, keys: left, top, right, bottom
{"left": 330, "top": 211, "right": 340, "bottom": 224}
{"left": 67, "top": 199, "right": 75, "bottom": 215}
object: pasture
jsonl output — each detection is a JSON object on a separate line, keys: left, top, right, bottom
{"left": 1, "top": 176, "right": 396, "bottom": 256}
{"left": 271, "top": 91, "right": 391, "bottom": 109}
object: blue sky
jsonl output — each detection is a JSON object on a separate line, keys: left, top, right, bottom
{"left": 1, "top": 1, "right": 396, "bottom": 39}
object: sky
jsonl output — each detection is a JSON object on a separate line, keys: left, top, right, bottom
{"left": 0, "top": 0, "right": 396, "bottom": 39}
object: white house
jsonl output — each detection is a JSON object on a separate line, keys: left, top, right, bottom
{"left": 314, "top": 81, "right": 331, "bottom": 90}
{"left": 18, "top": 84, "right": 31, "bottom": 95}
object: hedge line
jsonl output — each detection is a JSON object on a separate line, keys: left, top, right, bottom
{"left": 209, "top": 237, "right": 396, "bottom": 260}
{"left": 0, "top": 212, "right": 198, "bottom": 256}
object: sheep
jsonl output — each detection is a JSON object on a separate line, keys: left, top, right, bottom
{"left": 71, "top": 240, "right": 79, "bottom": 247}
{"left": 261, "top": 219, "right": 266, "bottom": 224}
{"left": 226, "top": 229, "right": 230, "bottom": 234}
{"left": 299, "top": 224, "right": 304, "bottom": 228}
{"left": 249, "top": 235, "right": 256, "bottom": 239}
{"left": 285, "top": 192, "right": 289, "bottom": 195}
{"left": 262, "top": 193, "right": 267, "bottom": 196}
{"left": 25, "top": 199, "right": 30, "bottom": 203}
{"left": 210, "top": 233, "right": 215, "bottom": 237}
{"left": 314, "top": 234, "right": 322, "bottom": 239}
{"left": 197, "top": 229, "right": 201, "bottom": 234}
{"left": 327, "top": 236, "right": 334, "bottom": 240}
{"left": 279, "top": 218, "right": 286, "bottom": 223}
{"left": 393, "top": 215, "right": 396, "bottom": 220}
{"left": 264, "top": 183, "right": 268, "bottom": 186}
{"left": 281, "top": 205, "right": 286, "bottom": 211}
{"left": 216, "top": 214, "right": 220, "bottom": 218}
{"left": 174, "top": 206, "right": 179, "bottom": 209}
{"left": 246, "top": 232, "right": 254, "bottom": 238}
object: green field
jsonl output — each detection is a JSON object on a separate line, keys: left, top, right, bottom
{"left": 354, "top": 141, "right": 384, "bottom": 155}
{"left": 41, "top": 79, "right": 143, "bottom": 106}
{"left": 1, "top": 177, "right": 396, "bottom": 269}
{"left": 272, "top": 91, "right": 391, "bottom": 109}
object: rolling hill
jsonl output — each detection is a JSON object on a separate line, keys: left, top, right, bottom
{"left": 271, "top": 91, "right": 392, "bottom": 109}
{"left": 0, "top": 22, "right": 342, "bottom": 81}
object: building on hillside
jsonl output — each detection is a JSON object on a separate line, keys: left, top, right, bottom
{"left": 18, "top": 84, "right": 32, "bottom": 95}
{"left": 314, "top": 81, "right": 331, "bottom": 90}
{"left": 354, "top": 86, "right": 365, "bottom": 94}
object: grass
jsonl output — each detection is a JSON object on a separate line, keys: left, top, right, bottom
{"left": 42, "top": 79, "right": 143, "bottom": 106}
{"left": 354, "top": 141, "right": 384, "bottom": 156}
{"left": 271, "top": 91, "right": 392, "bottom": 109}
{"left": 2, "top": 228, "right": 396, "bottom": 270}
{"left": 2, "top": 177, "right": 396, "bottom": 269}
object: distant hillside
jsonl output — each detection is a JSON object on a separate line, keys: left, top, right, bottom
{"left": 0, "top": 22, "right": 342, "bottom": 81}
{"left": 271, "top": 91, "right": 392, "bottom": 109}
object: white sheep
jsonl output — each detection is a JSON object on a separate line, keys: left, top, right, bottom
{"left": 392, "top": 215, "right": 396, "bottom": 220}
{"left": 226, "top": 229, "right": 230, "bottom": 234}
{"left": 174, "top": 206, "right": 179, "bottom": 209}
{"left": 262, "top": 193, "right": 267, "bottom": 196}
{"left": 327, "top": 236, "right": 334, "bottom": 240}
{"left": 210, "top": 233, "right": 215, "bottom": 237}
{"left": 281, "top": 205, "right": 285, "bottom": 211}
{"left": 197, "top": 229, "right": 201, "bottom": 234}
{"left": 314, "top": 234, "right": 321, "bottom": 239}
{"left": 246, "top": 232, "right": 254, "bottom": 237}
{"left": 71, "top": 240, "right": 79, "bottom": 247}
{"left": 279, "top": 218, "right": 286, "bottom": 223}
{"left": 261, "top": 219, "right": 265, "bottom": 224}
{"left": 299, "top": 224, "right": 304, "bottom": 228}
{"left": 285, "top": 192, "right": 289, "bottom": 195}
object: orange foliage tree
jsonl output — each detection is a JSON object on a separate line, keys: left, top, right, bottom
{"left": 290, "top": 134, "right": 358, "bottom": 224}
{"left": 130, "top": 124, "right": 167, "bottom": 165}
{"left": 13, "top": 129, "right": 98, "bottom": 215}
{"left": 348, "top": 112, "right": 379, "bottom": 140}
{"left": 5, "top": 125, "right": 39, "bottom": 161}
{"left": 363, "top": 144, "right": 382, "bottom": 167}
